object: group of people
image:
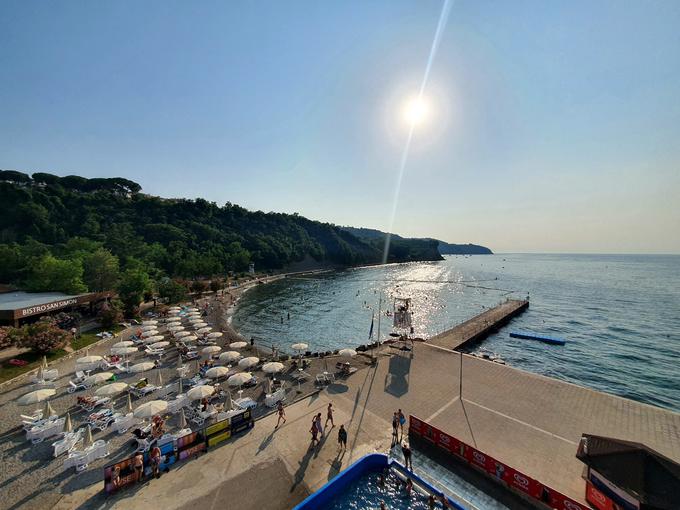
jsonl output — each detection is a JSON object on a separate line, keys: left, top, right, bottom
{"left": 377, "top": 469, "right": 451, "bottom": 509}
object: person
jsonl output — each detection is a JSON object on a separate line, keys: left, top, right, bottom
{"left": 133, "top": 452, "right": 144, "bottom": 482}
{"left": 380, "top": 502, "right": 387, "bottom": 510}
{"left": 397, "top": 409, "right": 406, "bottom": 437}
{"left": 111, "top": 465, "right": 121, "bottom": 488}
{"left": 201, "top": 397, "right": 209, "bottom": 412}
{"left": 391, "top": 412, "right": 399, "bottom": 447}
{"left": 150, "top": 445, "right": 161, "bottom": 478}
{"left": 315, "top": 412, "right": 324, "bottom": 436}
{"left": 428, "top": 494, "right": 436, "bottom": 509}
{"left": 325, "top": 402, "right": 334, "bottom": 428}
{"left": 405, "top": 477, "right": 413, "bottom": 495}
{"left": 377, "top": 473, "right": 385, "bottom": 488}
{"left": 310, "top": 417, "right": 319, "bottom": 447}
{"left": 276, "top": 401, "right": 286, "bottom": 428}
{"left": 337, "top": 424, "right": 347, "bottom": 451}
{"left": 439, "top": 494, "right": 450, "bottom": 508}
{"left": 402, "top": 442, "right": 413, "bottom": 470}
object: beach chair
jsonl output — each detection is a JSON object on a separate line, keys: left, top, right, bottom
{"left": 87, "top": 409, "right": 116, "bottom": 431}
{"left": 167, "top": 394, "right": 190, "bottom": 414}
{"left": 144, "top": 346, "right": 165, "bottom": 356}
{"left": 64, "top": 440, "right": 109, "bottom": 472}
{"left": 26, "top": 417, "right": 66, "bottom": 444}
{"left": 265, "top": 388, "right": 286, "bottom": 408}
{"left": 111, "top": 413, "right": 140, "bottom": 434}
{"left": 30, "top": 368, "right": 59, "bottom": 384}
{"left": 129, "top": 379, "right": 160, "bottom": 398}
{"left": 72, "top": 370, "right": 87, "bottom": 384}
{"left": 315, "top": 374, "right": 326, "bottom": 386}
{"left": 68, "top": 380, "right": 90, "bottom": 393}
{"left": 53, "top": 429, "right": 83, "bottom": 458}
{"left": 77, "top": 395, "right": 111, "bottom": 412}
{"left": 22, "top": 413, "right": 57, "bottom": 431}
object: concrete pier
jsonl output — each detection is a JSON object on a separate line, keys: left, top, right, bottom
{"left": 429, "top": 299, "right": 529, "bottom": 350}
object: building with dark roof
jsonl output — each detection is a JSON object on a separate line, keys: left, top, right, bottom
{"left": 0, "top": 291, "right": 111, "bottom": 327}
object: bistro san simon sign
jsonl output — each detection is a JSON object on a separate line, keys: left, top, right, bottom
{"left": 20, "top": 298, "right": 79, "bottom": 317}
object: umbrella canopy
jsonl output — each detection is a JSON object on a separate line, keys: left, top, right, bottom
{"left": 141, "top": 325, "right": 158, "bottom": 331}
{"left": 225, "top": 390, "right": 232, "bottom": 411}
{"left": 36, "top": 366, "right": 44, "bottom": 381}
{"left": 63, "top": 412, "right": 73, "bottom": 433}
{"left": 134, "top": 400, "right": 168, "bottom": 419}
{"left": 142, "top": 320, "right": 158, "bottom": 326}
{"left": 207, "top": 332, "right": 223, "bottom": 339}
{"left": 143, "top": 335, "right": 164, "bottom": 343}
{"left": 156, "top": 370, "right": 163, "bottom": 387}
{"left": 150, "top": 341, "right": 169, "bottom": 348}
{"left": 166, "top": 316, "right": 181, "bottom": 322}
{"left": 219, "top": 351, "right": 240, "bottom": 363}
{"left": 168, "top": 326, "right": 184, "bottom": 332}
{"left": 179, "top": 408, "right": 187, "bottom": 429}
{"left": 262, "top": 362, "right": 284, "bottom": 374}
{"left": 111, "top": 346, "right": 138, "bottom": 356}
{"left": 141, "top": 330, "right": 160, "bottom": 338}
{"left": 84, "top": 372, "right": 114, "bottom": 386}
{"left": 175, "top": 331, "right": 191, "bottom": 338}
{"left": 230, "top": 341, "right": 247, "bottom": 349}
{"left": 42, "top": 399, "right": 56, "bottom": 418}
{"left": 41, "top": 355, "right": 48, "bottom": 369}
{"left": 338, "top": 348, "right": 357, "bottom": 358}
{"left": 126, "top": 393, "right": 134, "bottom": 413}
{"left": 187, "top": 385, "right": 215, "bottom": 400}
{"left": 76, "top": 355, "right": 103, "bottom": 365}
{"left": 130, "top": 361, "right": 155, "bottom": 373}
{"left": 291, "top": 343, "right": 308, "bottom": 351}
{"left": 238, "top": 357, "right": 259, "bottom": 369}
{"left": 96, "top": 382, "right": 128, "bottom": 396}
{"left": 17, "top": 388, "right": 56, "bottom": 406}
{"left": 182, "top": 335, "right": 198, "bottom": 342}
{"left": 197, "top": 327, "right": 212, "bottom": 334}
{"left": 112, "top": 341, "right": 134, "bottom": 349}
{"left": 83, "top": 425, "right": 94, "bottom": 449}
{"left": 205, "top": 366, "right": 230, "bottom": 379}
{"left": 228, "top": 372, "right": 252, "bottom": 387}
{"left": 202, "top": 345, "right": 222, "bottom": 355}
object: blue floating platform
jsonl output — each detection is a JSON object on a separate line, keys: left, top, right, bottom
{"left": 509, "top": 331, "right": 566, "bottom": 345}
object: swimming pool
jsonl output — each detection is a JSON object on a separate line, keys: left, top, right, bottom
{"left": 293, "top": 454, "right": 465, "bottom": 510}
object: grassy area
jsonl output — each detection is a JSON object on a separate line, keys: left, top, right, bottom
{"left": 71, "top": 325, "right": 123, "bottom": 351}
{"left": 0, "top": 349, "right": 67, "bottom": 384}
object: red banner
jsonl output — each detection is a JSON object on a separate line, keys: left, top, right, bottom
{"left": 585, "top": 482, "right": 614, "bottom": 510}
{"left": 408, "top": 415, "right": 590, "bottom": 510}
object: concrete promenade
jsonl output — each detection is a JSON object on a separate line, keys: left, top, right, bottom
{"left": 429, "top": 299, "right": 529, "bottom": 350}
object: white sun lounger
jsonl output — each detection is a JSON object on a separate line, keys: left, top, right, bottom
{"left": 111, "top": 413, "right": 141, "bottom": 434}
{"left": 167, "top": 394, "right": 190, "bottom": 414}
{"left": 53, "top": 429, "right": 83, "bottom": 458}
{"left": 26, "top": 417, "right": 66, "bottom": 444}
{"left": 63, "top": 439, "right": 109, "bottom": 472}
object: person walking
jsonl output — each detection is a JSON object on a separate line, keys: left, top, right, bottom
{"left": 397, "top": 409, "right": 406, "bottom": 438}
{"left": 275, "top": 401, "right": 286, "bottom": 428}
{"left": 325, "top": 402, "right": 335, "bottom": 428}
{"left": 310, "top": 417, "right": 319, "bottom": 448}
{"left": 402, "top": 442, "right": 413, "bottom": 471}
{"left": 133, "top": 451, "right": 144, "bottom": 483}
{"left": 315, "top": 412, "right": 324, "bottom": 436}
{"left": 337, "top": 424, "right": 347, "bottom": 451}
{"left": 391, "top": 412, "right": 399, "bottom": 447}
{"left": 150, "top": 445, "right": 162, "bottom": 478}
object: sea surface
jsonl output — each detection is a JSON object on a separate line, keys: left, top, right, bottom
{"left": 232, "top": 254, "right": 680, "bottom": 412}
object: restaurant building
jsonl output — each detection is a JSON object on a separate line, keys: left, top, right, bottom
{"left": 0, "top": 291, "right": 112, "bottom": 327}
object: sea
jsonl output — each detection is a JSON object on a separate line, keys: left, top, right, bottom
{"left": 231, "top": 254, "right": 680, "bottom": 412}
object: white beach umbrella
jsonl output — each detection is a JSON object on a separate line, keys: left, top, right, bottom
{"left": 126, "top": 393, "right": 134, "bottom": 414}
{"left": 338, "top": 348, "right": 357, "bottom": 358}
{"left": 142, "top": 320, "right": 158, "bottom": 326}
{"left": 202, "top": 345, "right": 222, "bottom": 356}
{"left": 112, "top": 341, "right": 134, "bottom": 349}
{"left": 42, "top": 399, "right": 56, "bottom": 418}
{"left": 187, "top": 385, "right": 214, "bottom": 401}
{"left": 166, "top": 316, "right": 181, "bottom": 321}
{"left": 205, "top": 366, "right": 230, "bottom": 379}
{"left": 143, "top": 335, "right": 164, "bottom": 343}
{"left": 134, "top": 400, "right": 168, "bottom": 419}
{"left": 227, "top": 372, "right": 252, "bottom": 387}
{"left": 291, "top": 343, "right": 308, "bottom": 352}
{"left": 76, "top": 355, "right": 103, "bottom": 365}
{"left": 17, "top": 388, "right": 56, "bottom": 406}
{"left": 111, "top": 346, "right": 138, "bottom": 356}
{"left": 238, "top": 357, "right": 259, "bottom": 369}
{"left": 225, "top": 390, "right": 233, "bottom": 411}
{"left": 219, "top": 351, "right": 241, "bottom": 363}
{"left": 141, "top": 325, "right": 157, "bottom": 331}
{"left": 207, "top": 332, "right": 223, "bottom": 339}
{"left": 262, "top": 362, "right": 284, "bottom": 374}
{"left": 168, "top": 326, "right": 184, "bottom": 332}
{"left": 141, "top": 330, "right": 160, "bottom": 338}
{"left": 130, "top": 361, "right": 155, "bottom": 373}
{"left": 230, "top": 341, "right": 247, "bottom": 350}
{"left": 150, "top": 341, "right": 169, "bottom": 348}
{"left": 83, "top": 425, "right": 94, "bottom": 449}
{"left": 41, "top": 355, "right": 49, "bottom": 369}
{"left": 96, "top": 382, "right": 128, "bottom": 397}
{"left": 175, "top": 331, "right": 191, "bottom": 338}
{"left": 63, "top": 412, "right": 73, "bottom": 433}
{"left": 156, "top": 370, "right": 163, "bottom": 387}
{"left": 197, "top": 327, "right": 212, "bottom": 334}
{"left": 84, "top": 372, "right": 114, "bottom": 386}
{"left": 181, "top": 335, "right": 198, "bottom": 343}
{"left": 179, "top": 408, "right": 187, "bottom": 429}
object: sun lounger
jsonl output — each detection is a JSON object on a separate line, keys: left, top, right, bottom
{"left": 87, "top": 409, "right": 116, "bottom": 431}
{"left": 77, "top": 395, "right": 111, "bottom": 412}
{"left": 72, "top": 370, "right": 87, "bottom": 384}
{"left": 234, "top": 397, "right": 257, "bottom": 410}
{"left": 26, "top": 417, "right": 66, "bottom": 444}
{"left": 22, "top": 413, "right": 58, "bottom": 431}
{"left": 53, "top": 429, "right": 83, "bottom": 458}
{"left": 265, "top": 388, "right": 286, "bottom": 407}
{"left": 182, "top": 351, "right": 200, "bottom": 361}
{"left": 167, "top": 394, "right": 190, "bottom": 414}
{"left": 111, "top": 413, "right": 140, "bottom": 434}
{"left": 30, "top": 368, "right": 59, "bottom": 384}
{"left": 64, "top": 439, "right": 109, "bottom": 472}
{"left": 129, "top": 384, "right": 160, "bottom": 398}
{"left": 68, "top": 380, "right": 90, "bottom": 393}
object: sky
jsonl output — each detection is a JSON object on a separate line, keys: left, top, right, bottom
{"left": 1, "top": 1, "right": 679, "bottom": 254}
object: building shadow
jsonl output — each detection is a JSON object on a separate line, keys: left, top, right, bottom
{"left": 384, "top": 352, "right": 411, "bottom": 397}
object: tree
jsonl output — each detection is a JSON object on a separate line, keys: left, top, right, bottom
{"left": 117, "top": 268, "right": 151, "bottom": 317}
{"left": 83, "top": 248, "right": 120, "bottom": 292}
{"left": 15, "top": 317, "right": 70, "bottom": 354}
{"left": 157, "top": 279, "right": 187, "bottom": 304}
{"left": 190, "top": 280, "right": 207, "bottom": 295}
{"left": 24, "top": 254, "right": 87, "bottom": 294}
{"left": 99, "top": 300, "right": 123, "bottom": 328}
{"left": 0, "top": 170, "right": 31, "bottom": 184}
{"left": 209, "top": 279, "right": 223, "bottom": 293}
{"left": 0, "top": 327, "right": 13, "bottom": 349}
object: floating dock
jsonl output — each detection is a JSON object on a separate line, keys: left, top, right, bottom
{"left": 509, "top": 330, "right": 566, "bottom": 345}
{"left": 429, "top": 299, "right": 529, "bottom": 351}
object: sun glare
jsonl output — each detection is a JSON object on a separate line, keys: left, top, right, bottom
{"left": 403, "top": 96, "right": 430, "bottom": 127}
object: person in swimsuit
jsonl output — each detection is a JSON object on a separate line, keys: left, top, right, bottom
{"left": 133, "top": 452, "right": 144, "bottom": 482}
{"left": 310, "top": 418, "right": 319, "bottom": 447}
{"left": 276, "top": 401, "right": 286, "bottom": 428}
{"left": 337, "top": 424, "right": 347, "bottom": 451}
{"left": 325, "top": 402, "right": 334, "bottom": 428}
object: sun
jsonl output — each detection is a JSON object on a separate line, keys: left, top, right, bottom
{"left": 402, "top": 95, "right": 430, "bottom": 127}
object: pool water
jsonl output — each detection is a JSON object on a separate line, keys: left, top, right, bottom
{"left": 326, "top": 468, "right": 448, "bottom": 510}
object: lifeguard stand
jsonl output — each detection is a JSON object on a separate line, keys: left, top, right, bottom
{"left": 392, "top": 297, "right": 412, "bottom": 331}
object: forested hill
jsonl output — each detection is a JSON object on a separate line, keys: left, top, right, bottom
{"left": 341, "top": 227, "right": 493, "bottom": 255}
{"left": 0, "top": 171, "right": 442, "bottom": 291}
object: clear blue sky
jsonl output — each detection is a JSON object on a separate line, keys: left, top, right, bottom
{"left": 1, "top": 1, "right": 679, "bottom": 253}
